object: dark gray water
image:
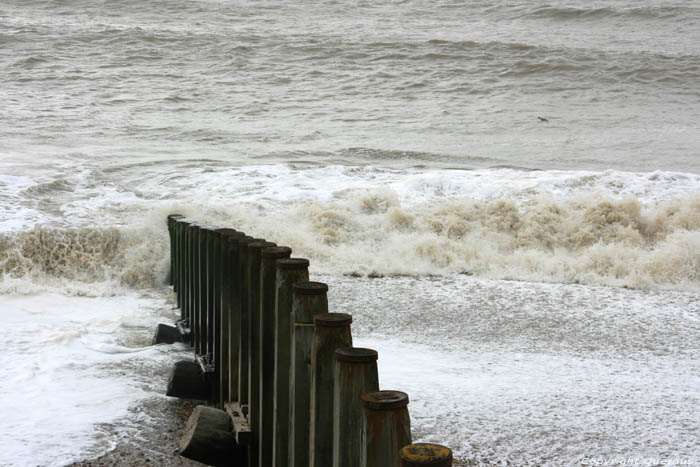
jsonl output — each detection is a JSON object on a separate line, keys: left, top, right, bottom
{"left": 2, "top": 0, "right": 700, "bottom": 171}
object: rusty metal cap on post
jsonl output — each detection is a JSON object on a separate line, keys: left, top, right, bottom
{"left": 314, "top": 313, "right": 352, "bottom": 327}
{"left": 278, "top": 258, "right": 310, "bottom": 270}
{"left": 261, "top": 246, "right": 292, "bottom": 258}
{"left": 361, "top": 390, "right": 409, "bottom": 410}
{"left": 399, "top": 443, "right": 453, "bottom": 467}
{"left": 292, "top": 281, "right": 328, "bottom": 296}
{"left": 335, "top": 347, "right": 378, "bottom": 363}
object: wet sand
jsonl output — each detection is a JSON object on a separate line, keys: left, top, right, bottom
{"left": 69, "top": 397, "right": 203, "bottom": 467}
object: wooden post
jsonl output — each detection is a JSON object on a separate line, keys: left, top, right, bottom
{"left": 175, "top": 217, "right": 190, "bottom": 323}
{"left": 200, "top": 224, "right": 216, "bottom": 359}
{"left": 399, "top": 444, "right": 453, "bottom": 467}
{"left": 205, "top": 226, "right": 220, "bottom": 365}
{"left": 246, "top": 240, "right": 276, "bottom": 467}
{"left": 184, "top": 220, "right": 197, "bottom": 343}
{"left": 235, "top": 236, "right": 258, "bottom": 409}
{"left": 167, "top": 214, "right": 183, "bottom": 289}
{"left": 361, "top": 391, "right": 412, "bottom": 467}
{"left": 193, "top": 223, "right": 205, "bottom": 356}
{"left": 309, "top": 314, "right": 353, "bottom": 467}
{"left": 206, "top": 227, "right": 223, "bottom": 403}
{"left": 259, "top": 246, "right": 292, "bottom": 467}
{"left": 289, "top": 281, "right": 328, "bottom": 467}
{"left": 218, "top": 228, "right": 244, "bottom": 407}
{"left": 333, "top": 348, "right": 379, "bottom": 467}
{"left": 272, "top": 258, "right": 309, "bottom": 467}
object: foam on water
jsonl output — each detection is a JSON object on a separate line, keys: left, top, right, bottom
{"left": 3, "top": 165, "right": 699, "bottom": 291}
{"left": 324, "top": 274, "right": 700, "bottom": 464}
{"left": 0, "top": 291, "right": 189, "bottom": 467}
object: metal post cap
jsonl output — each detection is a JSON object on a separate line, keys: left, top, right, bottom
{"left": 292, "top": 281, "right": 328, "bottom": 295}
{"left": 399, "top": 443, "right": 453, "bottom": 467}
{"left": 361, "top": 390, "right": 409, "bottom": 410}
{"left": 313, "top": 313, "right": 352, "bottom": 327}
{"left": 261, "top": 246, "right": 292, "bottom": 258}
{"left": 335, "top": 347, "right": 378, "bottom": 362}
{"left": 277, "top": 258, "right": 310, "bottom": 270}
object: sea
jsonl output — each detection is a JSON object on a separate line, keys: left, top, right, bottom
{"left": 1, "top": 0, "right": 699, "bottom": 465}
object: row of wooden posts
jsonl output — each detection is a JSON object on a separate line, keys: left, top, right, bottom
{"left": 156, "top": 214, "right": 454, "bottom": 467}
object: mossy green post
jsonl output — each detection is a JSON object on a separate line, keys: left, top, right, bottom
{"left": 289, "top": 281, "right": 329, "bottom": 467}
{"left": 361, "top": 391, "right": 412, "bottom": 467}
{"left": 309, "top": 314, "right": 353, "bottom": 467}
{"left": 272, "top": 258, "right": 309, "bottom": 467}
{"left": 332, "top": 347, "right": 379, "bottom": 467}
{"left": 259, "top": 246, "right": 292, "bottom": 467}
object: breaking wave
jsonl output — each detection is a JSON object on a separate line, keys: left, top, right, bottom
{"left": 3, "top": 188, "right": 700, "bottom": 292}
{"left": 0, "top": 224, "right": 170, "bottom": 292}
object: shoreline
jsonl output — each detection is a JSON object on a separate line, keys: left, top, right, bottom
{"left": 68, "top": 397, "right": 202, "bottom": 467}
{"left": 67, "top": 395, "right": 472, "bottom": 466}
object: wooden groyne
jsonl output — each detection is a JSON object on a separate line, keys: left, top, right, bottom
{"left": 158, "top": 214, "right": 454, "bottom": 467}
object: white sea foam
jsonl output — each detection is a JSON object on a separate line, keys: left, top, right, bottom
{"left": 325, "top": 274, "right": 700, "bottom": 464}
{"left": 0, "top": 292, "right": 187, "bottom": 467}
{"left": 2, "top": 166, "right": 700, "bottom": 291}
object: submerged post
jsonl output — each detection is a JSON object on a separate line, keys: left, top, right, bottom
{"left": 259, "top": 246, "right": 292, "bottom": 467}
{"left": 333, "top": 347, "right": 379, "bottom": 467}
{"left": 272, "top": 258, "right": 309, "bottom": 467}
{"left": 399, "top": 444, "right": 453, "bottom": 467}
{"left": 309, "top": 313, "right": 353, "bottom": 467}
{"left": 289, "top": 281, "right": 329, "bottom": 467}
{"left": 361, "top": 390, "right": 412, "bottom": 467}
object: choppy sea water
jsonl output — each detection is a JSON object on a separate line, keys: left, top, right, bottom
{"left": 1, "top": 0, "right": 699, "bottom": 465}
